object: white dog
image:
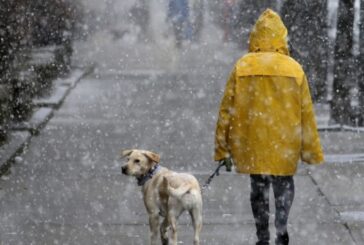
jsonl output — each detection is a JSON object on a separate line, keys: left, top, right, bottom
{"left": 121, "top": 149, "right": 203, "bottom": 245}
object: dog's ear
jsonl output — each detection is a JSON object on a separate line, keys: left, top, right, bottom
{"left": 121, "top": 149, "right": 133, "bottom": 158}
{"left": 143, "top": 151, "right": 160, "bottom": 163}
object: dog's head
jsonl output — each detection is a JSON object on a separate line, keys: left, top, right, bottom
{"left": 121, "top": 149, "right": 160, "bottom": 177}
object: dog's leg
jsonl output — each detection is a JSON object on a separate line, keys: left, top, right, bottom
{"left": 190, "top": 207, "right": 203, "bottom": 245}
{"left": 149, "top": 214, "right": 160, "bottom": 245}
{"left": 168, "top": 210, "right": 178, "bottom": 245}
{"left": 160, "top": 217, "right": 169, "bottom": 245}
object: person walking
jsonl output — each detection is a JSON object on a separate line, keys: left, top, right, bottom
{"left": 223, "top": 0, "right": 235, "bottom": 42}
{"left": 167, "top": 0, "right": 192, "bottom": 47}
{"left": 214, "top": 9, "right": 324, "bottom": 245}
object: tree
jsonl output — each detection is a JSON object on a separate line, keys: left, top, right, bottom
{"left": 30, "top": 0, "right": 84, "bottom": 75}
{"left": 331, "top": 0, "right": 355, "bottom": 125}
{"left": 0, "top": 0, "right": 31, "bottom": 82}
{"left": 0, "top": 0, "right": 32, "bottom": 141}
{"left": 280, "top": 0, "right": 328, "bottom": 102}
{"left": 31, "top": 0, "right": 83, "bottom": 46}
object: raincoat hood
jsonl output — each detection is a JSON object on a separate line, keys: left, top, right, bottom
{"left": 249, "top": 9, "right": 289, "bottom": 55}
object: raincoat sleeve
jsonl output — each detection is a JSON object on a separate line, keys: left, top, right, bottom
{"left": 214, "top": 68, "right": 236, "bottom": 161}
{"left": 301, "top": 76, "right": 324, "bottom": 164}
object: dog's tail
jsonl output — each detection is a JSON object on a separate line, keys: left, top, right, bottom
{"left": 163, "top": 177, "right": 192, "bottom": 200}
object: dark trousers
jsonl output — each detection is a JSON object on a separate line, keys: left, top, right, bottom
{"left": 250, "top": 175, "right": 295, "bottom": 245}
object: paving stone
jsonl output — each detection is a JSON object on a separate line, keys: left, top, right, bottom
{"left": 310, "top": 163, "right": 364, "bottom": 206}
{"left": 347, "top": 224, "right": 364, "bottom": 245}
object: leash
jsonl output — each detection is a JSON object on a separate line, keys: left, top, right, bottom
{"left": 202, "top": 162, "right": 226, "bottom": 189}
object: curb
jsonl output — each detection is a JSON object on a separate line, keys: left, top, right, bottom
{"left": 0, "top": 65, "right": 94, "bottom": 176}
{"left": 10, "top": 107, "right": 54, "bottom": 135}
{"left": 318, "top": 124, "right": 364, "bottom": 132}
{"left": 33, "top": 68, "right": 92, "bottom": 108}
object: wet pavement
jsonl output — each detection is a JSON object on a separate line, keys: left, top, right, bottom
{"left": 1, "top": 14, "right": 364, "bottom": 245}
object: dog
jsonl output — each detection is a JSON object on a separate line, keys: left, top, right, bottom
{"left": 121, "top": 149, "right": 203, "bottom": 245}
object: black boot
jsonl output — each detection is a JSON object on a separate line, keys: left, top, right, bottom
{"left": 256, "top": 241, "right": 270, "bottom": 245}
{"left": 276, "top": 232, "right": 289, "bottom": 245}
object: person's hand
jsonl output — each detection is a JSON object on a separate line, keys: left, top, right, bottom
{"left": 219, "top": 158, "right": 233, "bottom": 172}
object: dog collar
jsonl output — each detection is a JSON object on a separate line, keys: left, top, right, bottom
{"left": 137, "top": 164, "right": 161, "bottom": 186}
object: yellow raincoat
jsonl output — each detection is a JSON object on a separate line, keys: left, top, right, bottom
{"left": 214, "top": 9, "right": 324, "bottom": 175}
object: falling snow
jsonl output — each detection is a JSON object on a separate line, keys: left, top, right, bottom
{"left": 0, "top": 0, "right": 364, "bottom": 244}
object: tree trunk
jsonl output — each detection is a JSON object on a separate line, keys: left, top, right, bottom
{"left": 280, "top": 0, "right": 328, "bottom": 102}
{"left": 331, "top": 0, "right": 355, "bottom": 125}
{"left": 358, "top": 0, "right": 364, "bottom": 125}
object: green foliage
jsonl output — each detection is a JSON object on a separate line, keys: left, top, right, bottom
{"left": 31, "top": 0, "right": 84, "bottom": 46}
{"left": 0, "top": 0, "right": 31, "bottom": 82}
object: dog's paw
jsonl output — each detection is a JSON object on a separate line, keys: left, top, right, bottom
{"left": 161, "top": 238, "right": 169, "bottom": 245}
